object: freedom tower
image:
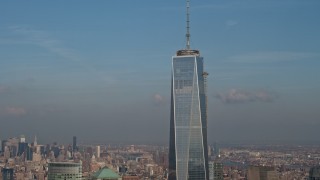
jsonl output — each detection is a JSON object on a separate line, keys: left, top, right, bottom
{"left": 169, "top": 0, "right": 209, "bottom": 179}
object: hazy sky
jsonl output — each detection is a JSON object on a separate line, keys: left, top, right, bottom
{"left": 0, "top": 0, "right": 320, "bottom": 145}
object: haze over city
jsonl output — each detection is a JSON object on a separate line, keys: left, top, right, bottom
{"left": 0, "top": 0, "right": 320, "bottom": 144}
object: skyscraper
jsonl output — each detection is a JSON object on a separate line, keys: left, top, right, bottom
{"left": 169, "top": 1, "right": 209, "bottom": 179}
{"left": 73, "top": 136, "right": 77, "bottom": 152}
{"left": 209, "top": 161, "right": 223, "bottom": 180}
{"left": 309, "top": 166, "right": 320, "bottom": 180}
{"left": 96, "top": 145, "right": 101, "bottom": 158}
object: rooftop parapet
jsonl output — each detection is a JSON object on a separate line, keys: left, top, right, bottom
{"left": 176, "top": 49, "right": 200, "bottom": 56}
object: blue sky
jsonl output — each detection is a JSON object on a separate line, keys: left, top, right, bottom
{"left": 0, "top": 0, "right": 320, "bottom": 144}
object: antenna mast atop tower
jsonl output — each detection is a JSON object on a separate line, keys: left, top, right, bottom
{"left": 176, "top": 0, "right": 200, "bottom": 56}
{"left": 186, "top": 0, "right": 191, "bottom": 50}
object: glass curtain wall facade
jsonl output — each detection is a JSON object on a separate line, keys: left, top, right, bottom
{"left": 169, "top": 53, "right": 209, "bottom": 180}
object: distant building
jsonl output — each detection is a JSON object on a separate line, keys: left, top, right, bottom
{"left": 47, "top": 162, "right": 82, "bottom": 180}
{"left": 20, "top": 135, "right": 26, "bottom": 143}
{"left": 1, "top": 168, "right": 14, "bottom": 180}
{"left": 26, "top": 145, "right": 33, "bottom": 161}
{"left": 309, "top": 166, "right": 320, "bottom": 180}
{"left": 17, "top": 142, "right": 28, "bottom": 157}
{"left": 96, "top": 146, "right": 101, "bottom": 158}
{"left": 213, "top": 142, "right": 220, "bottom": 158}
{"left": 86, "top": 146, "right": 93, "bottom": 157}
{"left": 118, "top": 166, "right": 127, "bottom": 174}
{"left": 73, "top": 136, "right": 77, "bottom": 152}
{"left": 1, "top": 140, "right": 6, "bottom": 152}
{"left": 247, "top": 166, "right": 278, "bottom": 180}
{"left": 4, "top": 138, "right": 19, "bottom": 158}
{"left": 3, "top": 146, "right": 10, "bottom": 159}
{"left": 34, "top": 171, "right": 45, "bottom": 180}
{"left": 33, "top": 135, "right": 38, "bottom": 146}
{"left": 122, "top": 174, "right": 139, "bottom": 180}
{"left": 209, "top": 161, "right": 223, "bottom": 180}
{"left": 15, "top": 172, "right": 25, "bottom": 180}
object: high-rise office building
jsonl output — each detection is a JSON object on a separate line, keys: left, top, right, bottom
{"left": 1, "top": 168, "right": 14, "bottom": 180}
{"left": 33, "top": 135, "right": 37, "bottom": 146}
{"left": 1, "top": 140, "right": 6, "bottom": 152}
{"left": 168, "top": 1, "right": 209, "bottom": 179}
{"left": 209, "top": 161, "right": 223, "bottom": 180}
{"left": 309, "top": 166, "right": 320, "bottom": 180}
{"left": 26, "top": 145, "right": 33, "bottom": 161}
{"left": 96, "top": 145, "right": 100, "bottom": 158}
{"left": 73, "top": 136, "right": 77, "bottom": 152}
{"left": 17, "top": 142, "right": 28, "bottom": 156}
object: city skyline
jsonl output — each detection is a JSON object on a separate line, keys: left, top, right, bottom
{"left": 0, "top": 0, "right": 320, "bottom": 144}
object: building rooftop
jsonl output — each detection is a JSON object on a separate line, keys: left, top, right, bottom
{"left": 92, "top": 167, "right": 120, "bottom": 179}
{"left": 176, "top": 49, "right": 200, "bottom": 56}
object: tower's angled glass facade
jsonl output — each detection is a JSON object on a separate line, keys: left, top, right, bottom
{"left": 169, "top": 50, "right": 209, "bottom": 180}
